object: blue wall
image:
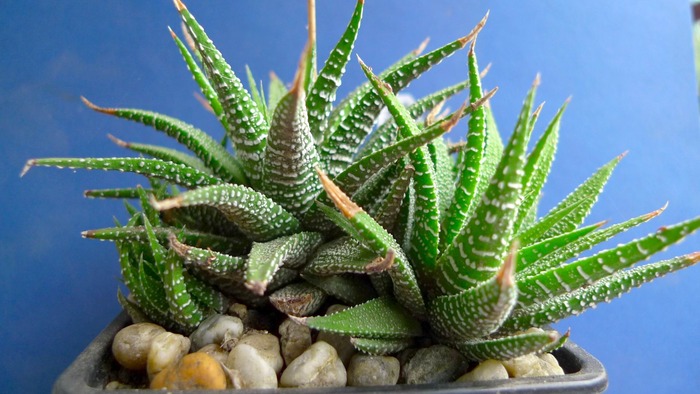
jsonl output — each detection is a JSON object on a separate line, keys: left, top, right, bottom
{"left": 1, "top": 1, "right": 698, "bottom": 392}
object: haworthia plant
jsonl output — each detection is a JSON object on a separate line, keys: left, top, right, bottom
{"left": 23, "top": 0, "right": 699, "bottom": 368}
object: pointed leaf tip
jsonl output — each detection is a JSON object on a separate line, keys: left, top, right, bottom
{"left": 365, "top": 249, "right": 396, "bottom": 273}
{"left": 287, "top": 315, "right": 309, "bottom": 326}
{"left": 532, "top": 102, "right": 545, "bottom": 118}
{"left": 533, "top": 73, "right": 542, "bottom": 88}
{"left": 150, "top": 195, "right": 183, "bottom": 211}
{"left": 167, "top": 26, "right": 177, "bottom": 39}
{"left": 458, "top": 11, "right": 489, "bottom": 47}
{"left": 106, "top": 134, "right": 129, "bottom": 148}
{"left": 497, "top": 241, "right": 518, "bottom": 288}
{"left": 245, "top": 280, "right": 268, "bottom": 296}
{"left": 414, "top": 37, "right": 430, "bottom": 56}
{"left": 440, "top": 102, "right": 467, "bottom": 132}
{"left": 316, "top": 167, "right": 361, "bottom": 218}
{"left": 594, "top": 220, "right": 609, "bottom": 229}
{"left": 687, "top": 251, "right": 700, "bottom": 264}
{"left": 20, "top": 159, "right": 36, "bottom": 177}
{"left": 645, "top": 202, "right": 669, "bottom": 220}
{"left": 290, "top": 44, "right": 310, "bottom": 96}
{"left": 81, "top": 96, "right": 115, "bottom": 115}
{"left": 173, "top": 0, "right": 186, "bottom": 12}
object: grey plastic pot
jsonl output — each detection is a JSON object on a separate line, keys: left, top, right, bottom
{"left": 53, "top": 312, "right": 608, "bottom": 393}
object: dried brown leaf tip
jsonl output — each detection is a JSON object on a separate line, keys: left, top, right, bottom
{"left": 81, "top": 96, "right": 116, "bottom": 115}
{"left": 316, "top": 167, "right": 361, "bottom": 218}
{"left": 459, "top": 11, "right": 489, "bottom": 47}
{"left": 365, "top": 249, "right": 396, "bottom": 273}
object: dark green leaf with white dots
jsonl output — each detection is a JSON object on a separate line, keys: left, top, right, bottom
{"left": 301, "top": 296, "right": 422, "bottom": 339}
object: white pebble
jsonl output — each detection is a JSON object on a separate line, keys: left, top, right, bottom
{"left": 147, "top": 332, "right": 190, "bottom": 380}
{"left": 112, "top": 323, "right": 165, "bottom": 370}
{"left": 237, "top": 332, "right": 284, "bottom": 374}
{"left": 226, "top": 344, "right": 278, "bottom": 389}
{"left": 189, "top": 314, "right": 244, "bottom": 351}
{"left": 457, "top": 359, "right": 509, "bottom": 382}
{"left": 280, "top": 341, "right": 347, "bottom": 388}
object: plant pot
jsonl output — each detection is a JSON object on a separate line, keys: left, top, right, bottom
{"left": 53, "top": 312, "right": 608, "bottom": 393}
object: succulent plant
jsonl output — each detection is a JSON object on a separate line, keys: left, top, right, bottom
{"left": 23, "top": 0, "right": 700, "bottom": 363}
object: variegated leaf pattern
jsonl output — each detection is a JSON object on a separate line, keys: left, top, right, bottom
{"left": 25, "top": 0, "right": 700, "bottom": 364}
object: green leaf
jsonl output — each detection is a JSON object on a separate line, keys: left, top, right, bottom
{"left": 441, "top": 42, "right": 487, "bottom": 250}
{"left": 106, "top": 134, "right": 212, "bottom": 174}
{"left": 325, "top": 39, "right": 427, "bottom": 144}
{"left": 530, "top": 153, "right": 625, "bottom": 242}
{"left": 350, "top": 337, "right": 414, "bottom": 356}
{"left": 301, "top": 273, "right": 378, "bottom": 306}
{"left": 161, "top": 205, "right": 242, "bottom": 237}
{"left": 429, "top": 246, "right": 517, "bottom": 340}
{"left": 245, "top": 232, "right": 323, "bottom": 295}
{"left": 451, "top": 330, "right": 560, "bottom": 361}
{"left": 262, "top": 65, "right": 322, "bottom": 217}
{"left": 169, "top": 234, "right": 247, "bottom": 277}
{"left": 176, "top": 0, "right": 268, "bottom": 185}
{"left": 518, "top": 206, "right": 665, "bottom": 278}
{"left": 503, "top": 253, "right": 700, "bottom": 331}
{"left": 517, "top": 196, "right": 593, "bottom": 247}
{"left": 245, "top": 65, "right": 268, "bottom": 123}
{"left": 513, "top": 100, "right": 568, "bottom": 234}
{"left": 318, "top": 170, "right": 427, "bottom": 319}
{"left": 374, "top": 163, "right": 415, "bottom": 231}
{"left": 168, "top": 27, "right": 229, "bottom": 132}
{"left": 22, "top": 157, "right": 222, "bottom": 189}
{"left": 162, "top": 247, "right": 205, "bottom": 332}
{"left": 182, "top": 271, "right": 229, "bottom": 313}
{"left": 83, "top": 225, "right": 248, "bottom": 256}
{"left": 267, "top": 72, "right": 288, "bottom": 114}
{"left": 303, "top": 236, "right": 379, "bottom": 276}
{"left": 429, "top": 138, "right": 455, "bottom": 222}
{"left": 320, "top": 14, "right": 487, "bottom": 177}
{"left": 297, "top": 297, "right": 423, "bottom": 339}
{"left": 269, "top": 282, "right": 327, "bottom": 316}
{"left": 151, "top": 184, "right": 301, "bottom": 242}
{"left": 84, "top": 187, "right": 149, "bottom": 200}
{"left": 516, "top": 222, "right": 603, "bottom": 274}
{"left": 357, "top": 59, "right": 442, "bottom": 283}
{"left": 436, "top": 77, "right": 538, "bottom": 294}
{"left": 517, "top": 216, "right": 700, "bottom": 306}
{"left": 117, "top": 241, "right": 169, "bottom": 323}
{"left": 306, "top": 0, "right": 364, "bottom": 142}
{"left": 358, "top": 79, "right": 471, "bottom": 159}
{"left": 466, "top": 103, "right": 503, "bottom": 221}
{"left": 83, "top": 98, "right": 246, "bottom": 184}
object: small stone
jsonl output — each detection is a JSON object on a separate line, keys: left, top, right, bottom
{"left": 236, "top": 332, "right": 284, "bottom": 374}
{"left": 316, "top": 304, "right": 355, "bottom": 366}
{"left": 197, "top": 343, "right": 230, "bottom": 365}
{"left": 280, "top": 341, "right": 347, "bottom": 388}
{"left": 279, "top": 318, "right": 312, "bottom": 365}
{"left": 347, "top": 354, "right": 400, "bottom": 386}
{"left": 396, "top": 348, "right": 419, "bottom": 383}
{"left": 112, "top": 323, "right": 165, "bottom": 370}
{"left": 150, "top": 352, "right": 227, "bottom": 390}
{"left": 403, "top": 345, "right": 469, "bottom": 384}
{"left": 104, "top": 381, "right": 131, "bottom": 390}
{"left": 456, "top": 359, "right": 509, "bottom": 382}
{"left": 147, "top": 331, "right": 190, "bottom": 380}
{"left": 502, "top": 353, "right": 564, "bottom": 377}
{"left": 226, "top": 343, "right": 278, "bottom": 389}
{"left": 539, "top": 353, "right": 565, "bottom": 376}
{"left": 189, "top": 314, "right": 244, "bottom": 351}
{"left": 227, "top": 303, "right": 248, "bottom": 320}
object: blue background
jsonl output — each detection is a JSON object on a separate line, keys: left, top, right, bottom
{"left": 2, "top": 1, "right": 699, "bottom": 393}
